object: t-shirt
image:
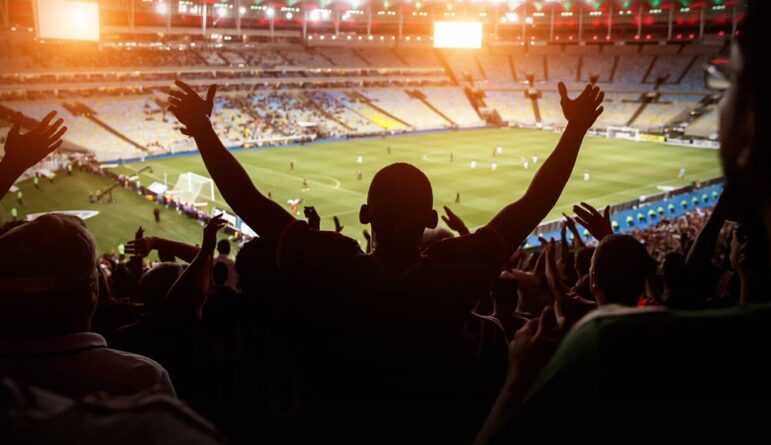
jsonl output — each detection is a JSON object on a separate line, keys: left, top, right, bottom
{"left": 278, "top": 220, "right": 506, "bottom": 367}
{"left": 277, "top": 221, "right": 507, "bottom": 439}
{"left": 504, "top": 304, "right": 771, "bottom": 441}
{"left": 0, "top": 332, "right": 175, "bottom": 399}
{"left": 213, "top": 255, "right": 238, "bottom": 290}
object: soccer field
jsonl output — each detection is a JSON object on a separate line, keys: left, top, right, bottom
{"left": 2, "top": 128, "right": 721, "bottom": 253}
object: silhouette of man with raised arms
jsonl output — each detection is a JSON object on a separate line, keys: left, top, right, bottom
{"left": 167, "top": 79, "right": 604, "bottom": 440}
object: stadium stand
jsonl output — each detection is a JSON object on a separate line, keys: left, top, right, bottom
{"left": 358, "top": 48, "right": 406, "bottom": 67}
{"left": 592, "top": 93, "right": 644, "bottom": 129}
{"left": 634, "top": 100, "right": 697, "bottom": 131}
{"left": 477, "top": 53, "right": 515, "bottom": 84}
{"left": 685, "top": 107, "right": 719, "bottom": 139}
{"left": 394, "top": 47, "right": 441, "bottom": 68}
{"left": 484, "top": 90, "right": 537, "bottom": 126}
{"left": 362, "top": 89, "right": 448, "bottom": 130}
{"left": 419, "top": 87, "right": 482, "bottom": 127}
{"left": 88, "top": 98, "right": 193, "bottom": 154}
{"left": 307, "top": 91, "right": 383, "bottom": 133}
{"left": 580, "top": 54, "right": 616, "bottom": 83}
{"left": 6, "top": 101, "right": 141, "bottom": 160}
{"left": 512, "top": 53, "right": 546, "bottom": 82}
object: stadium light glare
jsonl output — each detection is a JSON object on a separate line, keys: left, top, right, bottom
{"left": 265, "top": 7, "right": 275, "bottom": 18}
{"left": 286, "top": 12, "right": 293, "bottom": 19}
{"left": 525, "top": 16, "right": 533, "bottom": 24}
{"left": 239, "top": 6, "right": 246, "bottom": 15}
{"left": 434, "top": 21, "right": 482, "bottom": 48}
{"left": 156, "top": 3, "right": 168, "bottom": 15}
{"left": 216, "top": 7, "right": 228, "bottom": 18}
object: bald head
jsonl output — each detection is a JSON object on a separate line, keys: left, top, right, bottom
{"left": 360, "top": 163, "right": 438, "bottom": 252}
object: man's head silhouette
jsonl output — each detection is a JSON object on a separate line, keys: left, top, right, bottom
{"left": 359, "top": 163, "right": 438, "bottom": 253}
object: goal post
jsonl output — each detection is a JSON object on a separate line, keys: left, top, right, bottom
{"left": 605, "top": 126, "right": 641, "bottom": 141}
{"left": 171, "top": 172, "right": 215, "bottom": 205}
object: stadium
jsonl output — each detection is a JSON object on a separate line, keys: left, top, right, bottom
{"left": 5, "top": 1, "right": 769, "bottom": 443}
{"left": 0, "top": 0, "right": 728, "bottom": 250}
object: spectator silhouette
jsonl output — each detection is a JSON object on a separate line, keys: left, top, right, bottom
{"left": 168, "top": 78, "right": 604, "bottom": 439}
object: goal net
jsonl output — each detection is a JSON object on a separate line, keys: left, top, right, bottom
{"left": 170, "top": 172, "right": 215, "bottom": 205}
{"left": 605, "top": 126, "right": 641, "bottom": 141}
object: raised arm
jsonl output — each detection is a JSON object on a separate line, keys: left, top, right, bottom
{"left": 487, "top": 83, "right": 604, "bottom": 254}
{"left": 164, "top": 215, "right": 226, "bottom": 320}
{"left": 0, "top": 112, "right": 67, "bottom": 197}
{"left": 167, "top": 81, "right": 294, "bottom": 244}
{"left": 125, "top": 230, "right": 201, "bottom": 263}
{"left": 685, "top": 190, "right": 729, "bottom": 271}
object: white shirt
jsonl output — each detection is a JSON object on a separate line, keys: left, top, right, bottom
{"left": 214, "top": 254, "right": 238, "bottom": 290}
{"left": 0, "top": 332, "right": 175, "bottom": 399}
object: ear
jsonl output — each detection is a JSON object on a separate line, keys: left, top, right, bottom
{"left": 359, "top": 204, "right": 371, "bottom": 225}
{"left": 425, "top": 209, "right": 438, "bottom": 229}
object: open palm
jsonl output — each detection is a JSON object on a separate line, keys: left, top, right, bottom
{"left": 168, "top": 80, "right": 217, "bottom": 136}
{"left": 3, "top": 111, "right": 67, "bottom": 173}
{"left": 558, "top": 82, "right": 605, "bottom": 131}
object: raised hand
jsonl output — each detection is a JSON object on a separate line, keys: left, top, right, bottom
{"left": 572, "top": 202, "right": 613, "bottom": 241}
{"left": 558, "top": 82, "right": 604, "bottom": 131}
{"left": 168, "top": 80, "right": 217, "bottom": 136}
{"left": 2, "top": 111, "right": 67, "bottom": 174}
{"left": 126, "top": 231, "right": 154, "bottom": 259}
{"left": 442, "top": 205, "right": 470, "bottom": 236}
{"left": 544, "top": 241, "right": 568, "bottom": 328}
{"left": 333, "top": 216, "right": 344, "bottom": 233}
{"left": 506, "top": 305, "right": 563, "bottom": 384}
{"left": 202, "top": 214, "right": 227, "bottom": 253}
{"left": 562, "top": 213, "right": 585, "bottom": 248}
{"left": 304, "top": 206, "right": 320, "bottom": 230}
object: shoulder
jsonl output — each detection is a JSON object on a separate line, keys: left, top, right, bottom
{"left": 423, "top": 226, "right": 507, "bottom": 271}
{"left": 278, "top": 220, "right": 362, "bottom": 269}
{"left": 97, "top": 346, "right": 175, "bottom": 394}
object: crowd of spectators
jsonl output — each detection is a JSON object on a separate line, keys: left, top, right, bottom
{"left": 2, "top": 4, "right": 770, "bottom": 443}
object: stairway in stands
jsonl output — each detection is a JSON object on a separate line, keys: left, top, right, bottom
{"left": 433, "top": 49, "right": 459, "bottom": 86}
{"left": 64, "top": 102, "right": 148, "bottom": 152}
{"left": 349, "top": 91, "right": 414, "bottom": 128}
{"left": 302, "top": 93, "right": 355, "bottom": 131}
{"left": 407, "top": 90, "right": 457, "bottom": 126}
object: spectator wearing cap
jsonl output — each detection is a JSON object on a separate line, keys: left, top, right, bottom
{"left": 0, "top": 214, "right": 175, "bottom": 399}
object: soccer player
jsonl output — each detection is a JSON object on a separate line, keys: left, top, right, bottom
{"left": 387, "top": 146, "right": 391, "bottom": 155}
{"left": 583, "top": 169, "right": 590, "bottom": 181}
{"left": 288, "top": 198, "right": 301, "bottom": 215}
{"left": 523, "top": 160, "right": 529, "bottom": 170}
{"left": 532, "top": 154, "right": 539, "bottom": 164}
{"left": 33, "top": 175, "right": 39, "bottom": 189}
{"left": 491, "top": 161, "right": 498, "bottom": 171}
{"left": 357, "top": 171, "right": 363, "bottom": 181}
{"left": 678, "top": 167, "right": 686, "bottom": 179}
{"left": 450, "top": 152, "right": 454, "bottom": 163}
{"left": 290, "top": 161, "right": 295, "bottom": 173}
{"left": 302, "top": 178, "right": 309, "bottom": 190}
{"left": 455, "top": 192, "right": 461, "bottom": 204}
{"left": 496, "top": 146, "right": 503, "bottom": 155}
{"left": 16, "top": 190, "right": 23, "bottom": 206}
{"left": 470, "top": 159, "right": 477, "bottom": 169}
{"left": 153, "top": 207, "right": 161, "bottom": 223}
{"left": 356, "top": 154, "right": 363, "bottom": 164}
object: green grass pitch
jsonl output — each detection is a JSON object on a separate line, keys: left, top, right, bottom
{"left": 1, "top": 128, "right": 721, "bottom": 253}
